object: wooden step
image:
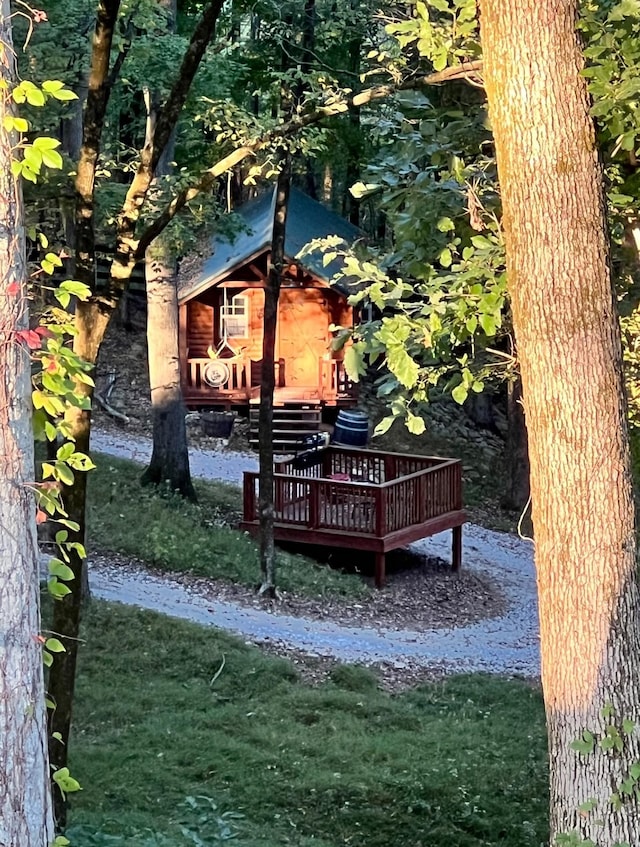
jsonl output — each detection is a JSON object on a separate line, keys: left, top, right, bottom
{"left": 249, "top": 402, "right": 322, "bottom": 451}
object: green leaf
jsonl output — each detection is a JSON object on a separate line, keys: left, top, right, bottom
{"left": 51, "top": 88, "right": 79, "bottom": 101}
{"left": 350, "top": 181, "right": 380, "bottom": 200}
{"left": 570, "top": 730, "right": 595, "bottom": 756}
{"left": 387, "top": 346, "right": 419, "bottom": 388}
{"left": 25, "top": 88, "right": 46, "bottom": 107}
{"left": 59, "top": 279, "right": 92, "bottom": 300}
{"left": 54, "top": 462, "right": 75, "bottom": 486}
{"left": 42, "top": 80, "right": 65, "bottom": 93}
{"left": 45, "top": 638, "right": 66, "bottom": 653}
{"left": 56, "top": 442, "right": 74, "bottom": 462}
{"left": 42, "top": 149, "right": 63, "bottom": 170}
{"left": 439, "top": 247, "right": 453, "bottom": 268}
{"left": 52, "top": 767, "right": 81, "bottom": 794}
{"left": 436, "top": 217, "right": 455, "bottom": 232}
{"left": 43, "top": 650, "right": 53, "bottom": 668}
{"left": 451, "top": 383, "right": 468, "bottom": 405}
{"left": 406, "top": 413, "right": 426, "bottom": 435}
{"left": 48, "top": 560, "right": 75, "bottom": 581}
{"left": 48, "top": 579, "right": 72, "bottom": 599}
{"left": 57, "top": 519, "right": 80, "bottom": 532}
{"left": 343, "top": 345, "right": 365, "bottom": 383}
{"left": 33, "top": 136, "right": 61, "bottom": 151}
{"left": 373, "top": 415, "right": 395, "bottom": 436}
{"left": 479, "top": 313, "right": 497, "bottom": 336}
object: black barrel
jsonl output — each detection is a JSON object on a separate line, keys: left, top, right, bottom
{"left": 332, "top": 410, "right": 369, "bottom": 447}
{"left": 201, "top": 411, "right": 235, "bottom": 438}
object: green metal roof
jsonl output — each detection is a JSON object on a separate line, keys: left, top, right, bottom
{"left": 179, "top": 187, "right": 362, "bottom": 303}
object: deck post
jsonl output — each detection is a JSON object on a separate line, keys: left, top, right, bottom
{"left": 309, "top": 481, "right": 320, "bottom": 529}
{"left": 374, "top": 552, "right": 386, "bottom": 589}
{"left": 452, "top": 524, "right": 462, "bottom": 572}
{"left": 244, "top": 473, "right": 256, "bottom": 521}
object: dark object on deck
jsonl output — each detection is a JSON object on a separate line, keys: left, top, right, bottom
{"left": 292, "top": 432, "right": 330, "bottom": 469}
{"left": 241, "top": 446, "right": 465, "bottom": 588}
{"left": 201, "top": 411, "right": 235, "bottom": 437}
{"left": 332, "top": 409, "right": 369, "bottom": 447}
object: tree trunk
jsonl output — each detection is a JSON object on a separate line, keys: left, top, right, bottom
{"left": 0, "top": 5, "right": 54, "bottom": 842}
{"left": 480, "top": 1, "right": 640, "bottom": 844}
{"left": 141, "top": 243, "right": 196, "bottom": 500}
{"left": 258, "top": 157, "right": 291, "bottom": 596}
{"left": 500, "top": 377, "right": 530, "bottom": 513}
{"left": 48, "top": 0, "right": 221, "bottom": 822}
{"left": 140, "top": 2, "right": 195, "bottom": 500}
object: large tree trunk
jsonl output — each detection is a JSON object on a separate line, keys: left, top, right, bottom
{"left": 480, "top": 1, "right": 640, "bottom": 844}
{"left": 258, "top": 157, "right": 291, "bottom": 596}
{"left": 140, "top": 0, "right": 194, "bottom": 500}
{"left": 142, "top": 242, "right": 196, "bottom": 499}
{"left": 0, "top": 5, "right": 54, "bottom": 843}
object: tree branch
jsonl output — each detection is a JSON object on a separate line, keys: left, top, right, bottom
{"left": 135, "top": 60, "right": 484, "bottom": 256}
{"left": 107, "top": 14, "right": 138, "bottom": 90}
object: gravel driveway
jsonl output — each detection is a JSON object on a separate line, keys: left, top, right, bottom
{"left": 88, "top": 428, "right": 540, "bottom": 677}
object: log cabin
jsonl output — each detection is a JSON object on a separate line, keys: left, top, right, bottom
{"left": 178, "top": 189, "right": 361, "bottom": 433}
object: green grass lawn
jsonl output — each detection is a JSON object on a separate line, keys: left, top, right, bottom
{"left": 64, "top": 601, "right": 549, "bottom": 847}
{"left": 87, "top": 454, "right": 368, "bottom": 598}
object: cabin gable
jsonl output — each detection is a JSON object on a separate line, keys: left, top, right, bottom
{"left": 179, "top": 189, "right": 361, "bottom": 409}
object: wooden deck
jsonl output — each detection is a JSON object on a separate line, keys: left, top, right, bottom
{"left": 240, "top": 447, "right": 465, "bottom": 587}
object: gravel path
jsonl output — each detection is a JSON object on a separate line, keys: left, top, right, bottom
{"left": 88, "top": 428, "right": 540, "bottom": 677}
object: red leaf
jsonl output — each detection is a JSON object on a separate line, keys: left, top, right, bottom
{"left": 35, "top": 326, "right": 52, "bottom": 338}
{"left": 36, "top": 509, "right": 47, "bottom": 525}
{"left": 6, "top": 281, "right": 20, "bottom": 296}
{"left": 15, "top": 329, "right": 42, "bottom": 350}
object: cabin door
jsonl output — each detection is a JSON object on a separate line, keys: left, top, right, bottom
{"left": 277, "top": 290, "right": 329, "bottom": 387}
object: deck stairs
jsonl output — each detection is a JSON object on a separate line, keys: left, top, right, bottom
{"left": 249, "top": 403, "right": 322, "bottom": 452}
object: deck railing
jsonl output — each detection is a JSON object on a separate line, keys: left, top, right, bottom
{"left": 244, "top": 447, "right": 462, "bottom": 537}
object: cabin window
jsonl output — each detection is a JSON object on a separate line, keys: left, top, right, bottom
{"left": 220, "top": 292, "right": 249, "bottom": 338}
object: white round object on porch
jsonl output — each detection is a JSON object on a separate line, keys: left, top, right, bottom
{"left": 202, "top": 360, "right": 231, "bottom": 388}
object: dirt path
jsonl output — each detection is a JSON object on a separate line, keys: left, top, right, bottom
{"left": 86, "top": 428, "right": 540, "bottom": 677}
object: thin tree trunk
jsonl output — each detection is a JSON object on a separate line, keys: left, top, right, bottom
{"left": 501, "top": 376, "right": 530, "bottom": 512}
{"left": 0, "top": 5, "right": 54, "bottom": 842}
{"left": 342, "top": 0, "right": 362, "bottom": 226}
{"left": 481, "top": 1, "right": 640, "bottom": 844}
{"left": 47, "top": 2, "right": 121, "bottom": 826}
{"left": 48, "top": 1, "right": 222, "bottom": 822}
{"left": 258, "top": 156, "right": 291, "bottom": 596}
